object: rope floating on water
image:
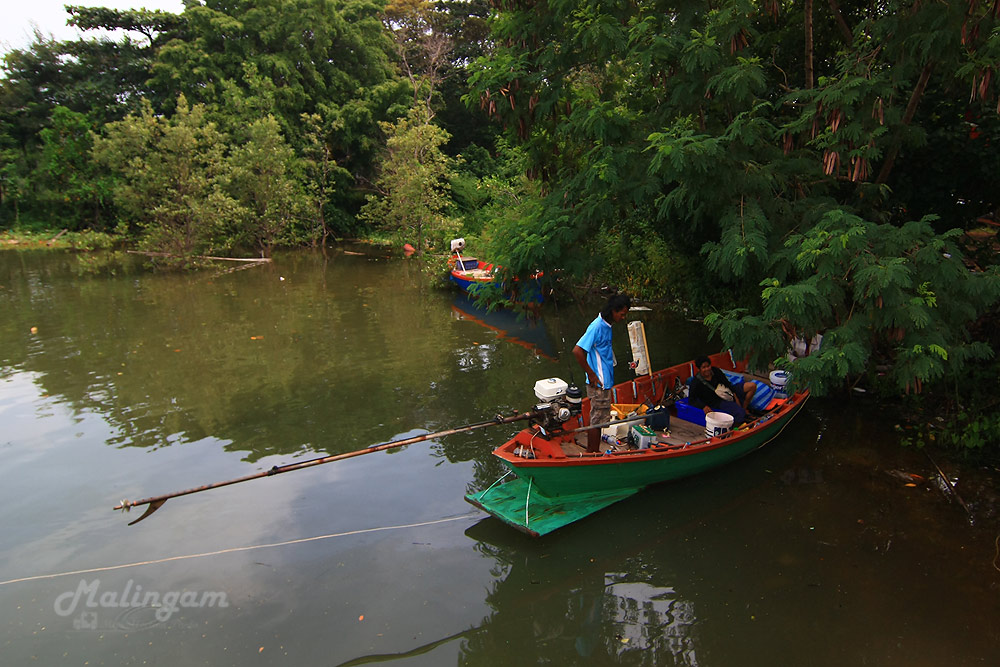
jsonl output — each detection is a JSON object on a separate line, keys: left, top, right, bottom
{"left": 994, "top": 534, "right": 1000, "bottom": 574}
{"left": 0, "top": 513, "right": 479, "bottom": 587}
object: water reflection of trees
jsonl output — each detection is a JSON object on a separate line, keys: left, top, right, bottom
{"left": 0, "top": 251, "right": 564, "bottom": 462}
{"left": 1, "top": 250, "right": 705, "bottom": 474}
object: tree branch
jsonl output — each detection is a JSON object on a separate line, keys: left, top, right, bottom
{"left": 875, "top": 61, "right": 934, "bottom": 185}
{"left": 827, "top": 0, "right": 854, "bottom": 43}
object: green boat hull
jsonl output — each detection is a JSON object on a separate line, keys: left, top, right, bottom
{"left": 514, "top": 404, "right": 801, "bottom": 498}
{"left": 466, "top": 399, "right": 805, "bottom": 536}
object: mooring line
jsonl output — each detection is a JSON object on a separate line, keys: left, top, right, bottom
{"left": 0, "top": 513, "right": 479, "bottom": 587}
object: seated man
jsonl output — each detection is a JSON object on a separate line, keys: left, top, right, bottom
{"left": 687, "top": 356, "right": 757, "bottom": 425}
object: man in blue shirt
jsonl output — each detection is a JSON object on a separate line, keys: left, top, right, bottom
{"left": 573, "top": 293, "right": 631, "bottom": 452}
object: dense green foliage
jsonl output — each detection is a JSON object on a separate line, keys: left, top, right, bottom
{"left": 465, "top": 0, "right": 1000, "bottom": 402}
{"left": 0, "top": 0, "right": 489, "bottom": 245}
{"left": 360, "top": 106, "right": 460, "bottom": 253}
{"left": 92, "top": 96, "right": 237, "bottom": 259}
{"left": 2, "top": 0, "right": 1000, "bottom": 446}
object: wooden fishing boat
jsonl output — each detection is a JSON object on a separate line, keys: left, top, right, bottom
{"left": 448, "top": 258, "right": 545, "bottom": 304}
{"left": 447, "top": 239, "right": 544, "bottom": 303}
{"left": 448, "top": 255, "right": 497, "bottom": 293}
{"left": 465, "top": 351, "right": 808, "bottom": 536}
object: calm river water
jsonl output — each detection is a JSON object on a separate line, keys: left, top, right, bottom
{"left": 1, "top": 248, "right": 998, "bottom": 665}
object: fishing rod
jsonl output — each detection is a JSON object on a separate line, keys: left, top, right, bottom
{"left": 924, "top": 450, "right": 974, "bottom": 524}
{"left": 114, "top": 409, "right": 546, "bottom": 526}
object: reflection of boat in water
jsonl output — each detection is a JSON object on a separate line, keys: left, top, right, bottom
{"left": 457, "top": 424, "right": 813, "bottom": 664}
{"left": 450, "top": 294, "right": 557, "bottom": 360}
{"left": 466, "top": 351, "right": 808, "bottom": 536}
{"left": 591, "top": 573, "right": 699, "bottom": 662}
{"left": 459, "top": 518, "right": 704, "bottom": 664}
{"left": 336, "top": 524, "right": 704, "bottom": 665}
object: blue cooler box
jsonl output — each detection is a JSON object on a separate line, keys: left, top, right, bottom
{"left": 674, "top": 398, "right": 706, "bottom": 426}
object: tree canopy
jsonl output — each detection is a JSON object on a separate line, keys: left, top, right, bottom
{"left": 464, "top": 0, "right": 1000, "bottom": 395}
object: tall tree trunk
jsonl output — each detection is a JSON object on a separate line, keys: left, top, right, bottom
{"left": 319, "top": 205, "right": 329, "bottom": 249}
{"left": 827, "top": 0, "right": 854, "bottom": 43}
{"left": 805, "top": 0, "right": 814, "bottom": 89}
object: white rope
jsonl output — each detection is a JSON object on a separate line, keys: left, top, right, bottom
{"left": 477, "top": 470, "right": 514, "bottom": 500}
{"left": 524, "top": 477, "right": 532, "bottom": 529}
{"left": 528, "top": 429, "right": 540, "bottom": 458}
{"left": 755, "top": 394, "right": 810, "bottom": 448}
{"left": 0, "top": 513, "right": 479, "bottom": 587}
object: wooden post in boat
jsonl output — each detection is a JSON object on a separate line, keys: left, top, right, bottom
{"left": 627, "top": 320, "right": 656, "bottom": 402}
{"left": 641, "top": 322, "right": 655, "bottom": 401}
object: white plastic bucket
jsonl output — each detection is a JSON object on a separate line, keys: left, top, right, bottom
{"left": 769, "top": 370, "right": 790, "bottom": 391}
{"left": 705, "top": 411, "right": 734, "bottom": 438}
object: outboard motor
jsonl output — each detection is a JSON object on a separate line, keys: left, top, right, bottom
{"left": 531, "top": 378, "right": 583, "bottom": 432}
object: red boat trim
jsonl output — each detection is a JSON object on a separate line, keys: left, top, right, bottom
{"left": 494, "top": 392, "right": 806, "bottom": 468}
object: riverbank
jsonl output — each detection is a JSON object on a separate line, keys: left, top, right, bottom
{"left": 1, "top": 229, "right": 117, "bottom": 251}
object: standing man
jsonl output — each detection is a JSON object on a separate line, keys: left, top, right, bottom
{"left": 573, "top": 293, "right": 631, "bottom": 452}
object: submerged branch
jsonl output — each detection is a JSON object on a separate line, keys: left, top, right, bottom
{"left": 126, "top": 251, "right": 272, "bottom": 263}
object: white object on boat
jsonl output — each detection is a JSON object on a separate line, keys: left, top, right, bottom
{"left": 534, "top": 377, "right": 568, "bottom": 401}
{"left": 627, "top": 320, "right": 651, "bottom": 376}
{"left": 770, "top": 370, "right": 790, "bottom": 398}
{"left": 450, "top": 238, "right": 466, "bottom": 252}
{"left": 788, "top": 333, "right": 823, "bottom": 362}
{"left": 608, "top": 407, "right": 633, "bottom": 438}
{"left": 704, "top": 411, "right": 734, "bottom": 438}
{"left": 769, "top": 370, "right": 790, "bottom": 390}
